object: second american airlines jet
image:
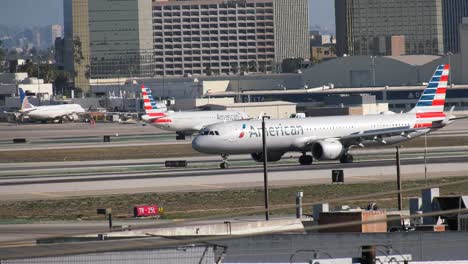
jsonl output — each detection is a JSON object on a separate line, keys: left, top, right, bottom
{"left": 193, "top": 65, "right": 462, "bottom": 168}
{"left": 140, "top": 85, "right": 249, "bottom": 139}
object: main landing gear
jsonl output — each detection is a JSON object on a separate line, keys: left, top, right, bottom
{"left": 220, "top": 154, "right": 229, "bottom": 169}
{"left": 340, "top": 152, "right": 354, "bottom": 163}
{"left": 299, "top": 153, "right": 313, "bottom": 165}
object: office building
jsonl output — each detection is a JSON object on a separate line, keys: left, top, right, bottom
{"left": 152, "top": 0, "right": 309, "bottom": 76}
{"left": 461, "top": 18, "right": 468, "bottom": 84}
{"left": 442, "top": 0, "right": 468, "bottom": 53}
{"left": 51, "top": 24, "right": 63, "bottom": 44}
{"left": 63, "top": 0, "right": 90, "bottom": 93}
{"left": 335, "top": 0, "right": 444, "bottom": 56}
{"left": 88, "top": 0, "right": 154, "bottom": 79}
{"left": 64, "top": 0, "right": 153, "bottom": 92}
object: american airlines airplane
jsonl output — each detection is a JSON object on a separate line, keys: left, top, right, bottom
{"left": 17, "top": 88, "right": 86, "bottom": 123}
{"left": 140, "top": 85, "right": 249, "bottom": 139}
{"left": 192, "top": 65, "right": 462, "bottom": 168}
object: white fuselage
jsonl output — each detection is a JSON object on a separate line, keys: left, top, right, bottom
{"left": 20, "top": 104, "right": 85, "bottom": 121}
{"left": 149, "top": 110, "right": 249, "bottom": 132}
{"left": 192, "top": 112, "right": 437, "bottom": 155}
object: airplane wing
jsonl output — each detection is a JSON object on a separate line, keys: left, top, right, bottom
{"left": 295, "top": 125, "right": 434, "bottom": 150}
{"left": 338, "top": 124, "right": 443, "bottom": 147}
{"left": 449, "top": 116, "right": 468, "bottom": 121}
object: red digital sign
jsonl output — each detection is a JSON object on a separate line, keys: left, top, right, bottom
{"left": 133, "top": 205, "right": 161, "bottom": 217}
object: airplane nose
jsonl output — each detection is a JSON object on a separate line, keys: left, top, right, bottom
{"left": 192, "top": 136, "right": 205, "bottom": 153}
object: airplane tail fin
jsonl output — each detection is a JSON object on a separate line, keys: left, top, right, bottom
{"left": 410, "top": 64, "right": 450, "bottom": 128}
{"left": 410, "top": 64, "right": 449, "bottom": 114}
{"left": 19, "top": 88, "right": 25, "bottom": 104}
{"left": 19, "top": 88, "right": 34, "bottom": 110}
{"left": 141, "top": 85, "right": 166, "bottom": 118}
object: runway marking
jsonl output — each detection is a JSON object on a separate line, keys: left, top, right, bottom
{"left": 29, "top": 192, "right": 63, "bottom": 198}
{"left": 192, "top": 184, "right": 224, "bottom": 189}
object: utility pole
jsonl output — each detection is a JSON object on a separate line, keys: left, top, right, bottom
{"left": 262, "top": 115, "right": 270, "bottom": 221}
{"left": 396, "top": 146, "right": 402, "bottom": 211}
{"left": 370, "top": 56, "right": 376, "bottom": 87}
{"left": 424, "top": 131, "right": 428, "bottom": 184}
{"left": 36, "top": 55, "right": 41, "bottom": 105}
{"left": 447, "top": 52, "right": 453, "bottom": 85}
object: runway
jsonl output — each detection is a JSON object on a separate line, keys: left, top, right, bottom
{"left": 0, "top": 154, "right": 467, "bottom": 201}
{"left": 0, "top": 119, "right": 468, "bottom": 201}
{"left": 0, "top": 118, "right": 468, "bottom": 151}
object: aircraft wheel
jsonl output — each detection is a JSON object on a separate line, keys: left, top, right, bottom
{"left": 340, "top": 153, "right": 354, "bottom": 163}
{"left": 299, "top": 155, "right": 313, "bottom": 165}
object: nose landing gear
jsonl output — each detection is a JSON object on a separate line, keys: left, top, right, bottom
{"left": 220, "top": 154, "right": 229, "bottom": 169}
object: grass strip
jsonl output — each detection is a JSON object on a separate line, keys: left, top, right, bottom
{"left": 0, "top": 176, "right": 466, "bottom": 222}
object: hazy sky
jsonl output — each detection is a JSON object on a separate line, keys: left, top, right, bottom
{"left": 0, "top": 0, "right": 334, "bottom": 30}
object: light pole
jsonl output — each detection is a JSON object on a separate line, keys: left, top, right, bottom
{"left": 370, "top": 56, "right": 376, "bottom": 87}
{"left": 37, "top": 57, "right": 40, "bottom": 103}
{"left": 396, "top": 146, "right": 402, "bottom": 211}
{"left": 262, "top": 115, "right": 270, "bottom": 221}
{"left": 447, "top": 52, "right": 453, "bottom": 85}
{"left": 424, "top": 130, "right": 428, "bottom": 184}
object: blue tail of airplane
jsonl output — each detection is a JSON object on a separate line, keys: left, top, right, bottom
{"left": 19, "top": 88, "right": 25, "bottom": 104}
{"left": 18, "top": 88, "right": 33, "bottom": 110}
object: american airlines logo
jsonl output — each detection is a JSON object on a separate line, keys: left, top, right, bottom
{"left": 240, "top": 124, "right": 305, "bottom": 138}
{"left": 217, "top": 114, "right": 242, "bottom": 121}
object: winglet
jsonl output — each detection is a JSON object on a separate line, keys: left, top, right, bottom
{"left": 443, "top": 106, "right": 455, "bottom": 124}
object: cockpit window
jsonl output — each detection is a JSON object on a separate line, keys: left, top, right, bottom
{"left": 200, "top": 130, "right": 220, "bottom": 136}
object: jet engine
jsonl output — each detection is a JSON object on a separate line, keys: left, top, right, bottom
{"left": 67, "top": 114, "right": 78, "bottom": 121}
{"left": 312, "top": 140, "right": 344, "bottom": 160}
{"left": 251, "top": 152, "right": 284, "bottom": 162}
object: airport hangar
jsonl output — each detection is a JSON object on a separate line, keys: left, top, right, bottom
{"left": 197, "top": 54, "right": 468, "bottom": 114}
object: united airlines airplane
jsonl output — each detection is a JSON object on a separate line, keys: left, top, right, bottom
{"left": 192, "top": 65, "right": 462, "bottom": 168}
{"left": 17, "top": 88, "right": 86, "bottom": 123}
{"left": 141, "top": 85, "right": 249, "bottom": 139}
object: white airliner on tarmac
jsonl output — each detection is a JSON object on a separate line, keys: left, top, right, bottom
{"left": 17, "top": 88, "right": 86, "bottom": 123}
{"left": 140, "top": 85, "right": 249, "bottom": 139}
{"left": 192, "top": 64, "right": 464, "bottom": 168}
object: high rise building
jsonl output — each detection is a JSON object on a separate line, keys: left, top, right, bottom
{"left": 88, "top": 0, "right": 154, "bottom": 78}
{"left": 63, "top": 0, "right": 90, "bottom": 93}
{"left": 152, "top": 0, "right": 309, "bottom": 76}
{"left": 51, "top": 24, "right": 63, "bottom": 44}
{"left": 65, "top": 0, "right": 309, "bottom": 83}
{"left": 335, "top": 0, "right": 444, "bottom": 57}
{"left": 461, "top": 18, "right": 468, "bottom": 84}
{"left": 64, "top": 0, "right": 153, "bottom": 92}
{"left": 442, "top": 0, "right": 468, "bottom": 53}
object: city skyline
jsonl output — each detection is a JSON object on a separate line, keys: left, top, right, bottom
{"left": 0, "top": 0, "right": 335, "bottom": 33}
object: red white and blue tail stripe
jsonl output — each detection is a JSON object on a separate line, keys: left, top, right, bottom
{"left": 141, "top": 85, "right": 166, "bottom": 118}
{"left": 411, "top": 64, "right": 449, "bottom": 113}
{"left": 411, "top": 64, "right": 449, "bottom": 128}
